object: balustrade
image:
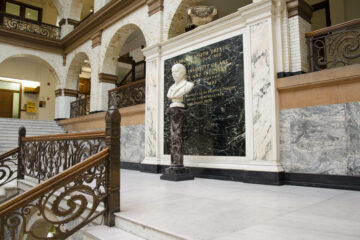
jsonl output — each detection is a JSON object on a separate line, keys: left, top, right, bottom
{"left": 306, "top": 18, "right": 360, "bottom": 72}
{"left": 70, "top": 96, "right": 90, "bottom": 118}
{"left": 108, "top": 79, "right": 145, "bottom": 109}
{"left": 0, "top": 12, "right": 60, "bottom": 40}
{"left": 0, "top": 104, "right": 120, "bottom": 239}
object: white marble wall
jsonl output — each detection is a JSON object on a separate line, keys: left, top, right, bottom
{"left": 280, "top": 102, "right": 360, "bottom": 176}
{"left": 250, "top": 20, "right": 275, "bottom": 161}
{"left": 142, "top": 0, "right": 283, "bottom": 171}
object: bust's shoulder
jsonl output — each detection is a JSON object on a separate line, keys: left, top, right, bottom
{"left": 185, "top": 80, "right": 194, "bottom": 90}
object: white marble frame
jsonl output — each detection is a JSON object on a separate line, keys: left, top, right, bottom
{"left": 160, "top": 28, "right": 253, "bottom": 170}
{"left": 143, "top": 0, "right": 284, "bottom": 172}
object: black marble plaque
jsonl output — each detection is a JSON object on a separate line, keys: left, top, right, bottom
{"left": 164, "top": 35, "right": 245, "bottom": 156}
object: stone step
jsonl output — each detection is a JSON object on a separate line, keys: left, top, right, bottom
{"left": 0, "top": 181, "right": 19, "bottom": 204}
{"left": 0, "top": 119, "right": 65, "bottom": 154}
{"left": 114, "top": 213, "right": 188, "bottom": 240}
{"left": 82, "top": 226, "right": 146, "bottom": 240}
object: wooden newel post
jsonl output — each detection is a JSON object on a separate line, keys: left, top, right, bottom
{"left": 104, "top": 104, "right": 121, "bottom": 226}
{"left": 18, "top": 126, "right": 26, "bottom": 180}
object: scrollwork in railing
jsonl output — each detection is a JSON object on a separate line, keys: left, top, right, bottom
{"left": 21, "top": 132, "right": 106, "bottom": 182}
{"left": 0, "top": 149, "right": 108, "bottom": 240}
{"left": 70, "top": 96, "right": 90, "bottom": 118}
{"left": 306, "top": 18, "right": 360, "bottom": 72}
{"left": 108, "top": 79, "right": 145, "bottom": 108}
{"left": 1, "top": 13, "right": 60, "bottom": 40}
{"left": 0, "top": 148, "right": 19, "bottom": 187}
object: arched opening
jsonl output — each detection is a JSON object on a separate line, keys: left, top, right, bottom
{"left": 305, "top": 0, "right": 360, "bottom": 71}
{"left": 168, "top": 0, "right": 252, "bottom": 39}
{"left": 0, "top": 55, "right": 59, "bottom": 120}
{"left": 103, "top": 24, "right": 147, "bottom": 87}
{"left": 308, "top": 0, "right": 360, "bottom": 31}
{"left": 66, "top": 52, "right": 91, "bottom": 118}
{"left": 80, "top": 0, "right": 94, "bottom": 21}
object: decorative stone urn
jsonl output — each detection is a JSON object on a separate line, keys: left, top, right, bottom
{"left": 186, "top": 5, "right": 218, "bottom": 31}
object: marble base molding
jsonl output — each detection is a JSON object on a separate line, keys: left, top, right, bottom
{"left": 120, "top": 162, "right": 360, "bottom": 190}
{"left": 160, "top": 166, "right": 194, "bottom": 181}
{"left": 138, "top": 163, "right": 284, "bottom": 185}
{"left": 284, "top": 173, "right": 360, "bottom": 191}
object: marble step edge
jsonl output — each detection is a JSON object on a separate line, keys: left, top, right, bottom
{"left": 82, "top": 225, "right": 147, "bottom": 240}
{"left": 114, "top": 213, "right": 189, "bottom": 240}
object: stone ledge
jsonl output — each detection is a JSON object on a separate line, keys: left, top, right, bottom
{"left": 58, "top": 104, "right": 145, "bottom": 131}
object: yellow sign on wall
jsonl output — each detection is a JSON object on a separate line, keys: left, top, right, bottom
{"left": 26, "top": 101, "right": 36, "bottom": 113}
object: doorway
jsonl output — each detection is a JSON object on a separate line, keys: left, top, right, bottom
{"left": 0, "top": 90, "right": 13, "bottom": 118}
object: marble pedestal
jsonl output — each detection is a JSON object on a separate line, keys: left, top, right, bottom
{"left": 161, "top": 107, "right": 194, "bottom": 181}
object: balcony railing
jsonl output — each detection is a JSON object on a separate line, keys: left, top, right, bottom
{"left": 70, "top": 96, "right": 90, "bottom": 118}
{"left": 108, "top": 79, "right": 145, "bottom": 109}
{"left": 306, "top": 18, "right": 360, "bottom": 72}
{"left": 0, "top": 12, "right": 60, "bottom": 40}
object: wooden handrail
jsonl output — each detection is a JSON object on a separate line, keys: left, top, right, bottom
{"left": 21, "top": 130, "right": 105, "bottom": 142}
{"left": 306, "top": 18, "right": 360, "bottom": 38}
{"left": 0, "top": 147, "right": 19, "bottom": 160}
{"left": 0, "top": 148, "right": 109, "bottom": 216}
{"left": 108, "top": 79, "right": 145, "bottom": 93}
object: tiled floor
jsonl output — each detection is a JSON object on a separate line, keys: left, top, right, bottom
{"left": 119, "top": 169, "right": 360, "bottom": 240}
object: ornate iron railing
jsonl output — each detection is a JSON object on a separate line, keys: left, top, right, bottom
{"left": 0, "top": 148, "right": 19, "bottom": 187}
{"left": 306, "top": 18, "right": 360, "bottom": 72}
{"left": 0, "top": 104, "right": 121, "bottom": 239}
{"left": 0, "top": 149, "right": 109, "bottom": 240}
{"left": 0, "top": 12, "right": 60, "bottom": 40}
{"left": 70, "top": 96, "right": 90, "bottom": 118}
{"left": 20, "top": 130, "right": 106, "bottom": 182}
{"left": 108, "top": 79, "right": 145, "bottom": 108}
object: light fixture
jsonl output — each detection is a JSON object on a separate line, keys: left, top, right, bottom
{"left": 0, "top": 76, "right": 40, "bottom": 88}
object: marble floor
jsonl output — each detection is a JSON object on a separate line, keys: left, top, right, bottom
{"left": 119, "top": 169, "right": 360, "bottom": 240}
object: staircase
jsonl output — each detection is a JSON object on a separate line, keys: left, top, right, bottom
{"left": 0, "top": 118, "right": 65, "bottom": 154}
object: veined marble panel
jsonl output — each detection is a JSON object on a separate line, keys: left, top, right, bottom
{"left": 121, "top": 124, "right": 145, "bottom": 163}
{"left": 145, "top": 60, "right": 157, "bottom": 158}
{"left": 279, "top": 103, "right": 360, "bottom": 176}
{"left": 250, "top": 21, "right": 274, "bottom": 160}
{"left": 345, "top": 102, "right": 360, "bottom": 176}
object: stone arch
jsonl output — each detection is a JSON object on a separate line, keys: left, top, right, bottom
{"left": 51, "top": 0, "right": 63, "bottom": 17}
{"left": 0, "top": 54, "right": 60, "bottom": 87}
{"left": 65, "top": 52, "right": 90, "bottom": 90}
{"left": 69, "top": 0, "right": 85, "bottom": 20}
{"left": 166, "top": 0, "right": 252, "bottom": 39}
{"left": 102, "top": 23, "right": 147, "bottom": 75}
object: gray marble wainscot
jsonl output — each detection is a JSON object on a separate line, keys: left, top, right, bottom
{"left": 121, "top": 124, "right": 145, "bottom": 163}
{"left": 280, "top": 104, "right": 347, "bottom": 175}
{"left": 345, "top": 102, "right": 360, "bottom": 175}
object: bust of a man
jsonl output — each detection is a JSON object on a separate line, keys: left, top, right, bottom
{"left": 167, "top": 63, "right": 194, "bottom": 108}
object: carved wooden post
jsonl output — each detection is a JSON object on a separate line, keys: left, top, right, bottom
{"left": 18, "top": 126, "right": 26, "bottom": 179}
{"left": 104, "top": 104, "right": 121, "bottom": 226}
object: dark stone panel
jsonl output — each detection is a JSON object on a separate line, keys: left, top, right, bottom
{"left": 284, "top": 172, "right": 360, "bottom": 191}
{"left": 137, "top": 163, "right": 283, "bottom": 185}
{"left": 128, "top": 163, "right": 360, "bottom": 190}
{"left": 140, "top": 164, "right": 163, "bottom": 173}
{"left": 121, "top": 161, "right": 141, "bottom": 171}
{"left": 164, "top": 35, "right": 245, "bottom": 157}
{"left": 277, "top": 71, "right": 306, "bottom": 78}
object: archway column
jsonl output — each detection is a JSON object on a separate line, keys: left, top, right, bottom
{"left": 54, "top": 89, "right": 78, "bottom": 120}
{"left": 93, "top": 73, "right": 117, "bottom": 112}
